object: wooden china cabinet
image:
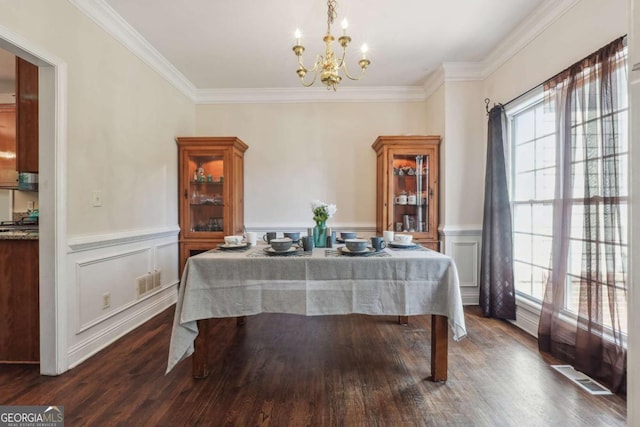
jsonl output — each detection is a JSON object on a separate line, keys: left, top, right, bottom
{"left": 372, "top": 135, "right": 441, "bottom": 251}
{"left": 177, "top": 137, "right": 248, "bottom": 274}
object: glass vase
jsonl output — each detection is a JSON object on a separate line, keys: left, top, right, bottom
{"left": 313, "top": 221, "right": 327, "bottom": 248}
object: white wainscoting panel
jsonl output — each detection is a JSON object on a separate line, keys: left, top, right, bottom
{"left": 66, "top": 226, "right": 179, "bottom": 368}
{"left": 76, "top": 247, "right": 151, "bottom": 332}
{"left": 441, "top": 226, "right": 482, "bottom": 305}
{"left": 156, "top": 241, "right": 179, "bottom": 286}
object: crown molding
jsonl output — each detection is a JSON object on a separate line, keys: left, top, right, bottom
{"left": 423, "top": 66, "right": 445, "bottom": 100}
{"left": 480, "top": 0, "right": 581, "bottom": 78}
{"left": 69, "top": 0, "right": 197, "bottom": 102}
{"left": 442, "top": 62, "right": 484, "bottom": 81}
{"left": 195, "top": 86, "right": 427, "bottom": 104}
{"left": 421, "top": 0, "right": 578, "bottom": 100}
{"left": 70, "top": 0, "right": 578, "bottom": 104}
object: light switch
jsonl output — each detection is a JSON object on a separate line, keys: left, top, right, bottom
{"left": 92, "top": 190, "right": 103, "bottom": 207}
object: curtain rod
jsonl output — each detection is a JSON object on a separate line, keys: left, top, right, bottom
{"left": 484, "top": 34, "right": 627, "bottom": 116}
{"left": 484, "top": 82, "right": 542, "bottom": 115}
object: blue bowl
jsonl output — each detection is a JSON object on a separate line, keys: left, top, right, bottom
{"left": 340, "top": 231, "right": 357, "bottom": 240}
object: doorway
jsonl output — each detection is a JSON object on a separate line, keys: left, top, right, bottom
{"left": 0, "top": 31, "right": 67, "bottom": 375}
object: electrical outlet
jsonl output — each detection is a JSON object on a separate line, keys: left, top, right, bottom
{"left": 102, "top": 292, "right": 111, "bottom": 309}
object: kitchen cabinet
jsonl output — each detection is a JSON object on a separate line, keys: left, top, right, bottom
{"left": 0, "top": 238, "right": 39, "bottom": 363}
{"left": 16, "top": 56, "right": 38, "bottom": 173}
{"left": 0, "top": 104, "right": 18, "bottom": 187}
{"left": 177, "top": 137, "right": 248, "bottom": 274}
{"left": 372, "top": 135, "right": 441, "bottom": 251}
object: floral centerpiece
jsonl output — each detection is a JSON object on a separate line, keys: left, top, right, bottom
{"left": 310, "top": 200, "right": 337, "bottom": 247}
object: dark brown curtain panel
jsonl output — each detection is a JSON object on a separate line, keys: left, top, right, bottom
{"left": 538, "top": 37, "right": 627, "bottom": 393}
{"left": 480, "top": 105, "right": 516, "bottom": 320}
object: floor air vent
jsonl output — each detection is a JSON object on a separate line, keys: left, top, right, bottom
{"left": 551, "top": 365, "right": 612, "bottom": 395}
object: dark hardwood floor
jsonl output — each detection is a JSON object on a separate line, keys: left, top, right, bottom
{"left": 0, "top": 306, "right": 626, "bottom": 426}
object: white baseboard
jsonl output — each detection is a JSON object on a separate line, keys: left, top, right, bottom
{"left": 67, "top": 285, "right": 177, "bottom": 369}
{"left": 509, "top": 297, "right": 540, "bottom": 338}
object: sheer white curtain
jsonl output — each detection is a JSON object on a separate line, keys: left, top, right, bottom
{"left": 538, "top": 37, "right": 627, "bottom": 393}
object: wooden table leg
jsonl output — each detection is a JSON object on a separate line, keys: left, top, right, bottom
{"left": 236, "top": 316, "right": 247, "bottom": 326}
{"left": 398, "top": 315, "right": 409, "bottom": 325}
{"left": 193, "top": 319, "right": 209, "bottom": 379}
{"left": 430, "top": 314, "right": 448, "bottom": 382}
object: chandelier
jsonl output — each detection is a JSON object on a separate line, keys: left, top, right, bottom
{"left": 292, "top": 0, "right": 371, "bottom": 91}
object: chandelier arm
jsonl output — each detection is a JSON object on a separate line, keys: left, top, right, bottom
{"left": 298, "top": 54, "right": 324, "bottom": 86}
{"left": 300, "top": 73, "right": 318, "bottom": 87}
{"left": 341, "top": 59, "right": 367, "bottom": 81}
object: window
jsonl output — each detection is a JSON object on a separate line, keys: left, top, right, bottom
{"left": 508, "top": 90, "right": 555, "bottom": 302}
{"left": 507, "top": 50, "right": 629, "bottom": 334}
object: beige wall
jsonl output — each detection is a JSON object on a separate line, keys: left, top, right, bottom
{"left": 442, "top": 80, "right": 485, "bottom": 227}
{"left": 0, "top": 0, "right": 195, "bottom": 236}
{"left": 196, "top": 102, "right": 429, "bottom": 229}
{"left": 484, "top": 0, "right": 627, "bottom": 104}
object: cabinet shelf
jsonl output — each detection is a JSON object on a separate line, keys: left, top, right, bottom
{"left": 190, "top": 181, "right": 223, "bottom": 185}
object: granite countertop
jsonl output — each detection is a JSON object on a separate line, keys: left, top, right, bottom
{"left": 0, "top": 230, "right": 39, "bottom": 240}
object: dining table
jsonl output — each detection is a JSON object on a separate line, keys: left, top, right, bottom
{"left": 166, "top": 242, "right": 467, "bottom": 382}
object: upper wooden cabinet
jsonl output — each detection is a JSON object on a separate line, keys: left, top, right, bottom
{"left": 372, "top": 135, "right": 441, "bottom": 251}
{"left": 0, "top": 104, "right": 18, "bottom": 187}
{"left": 16, "top": 56, "right": 38, "bottom": 173}
{"left": 176, "top": 137, "right": 248, "bottom": 273}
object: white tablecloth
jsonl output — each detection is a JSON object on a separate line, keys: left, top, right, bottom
{"left": 166, "top": 245, "right": 467, "bottom": 373}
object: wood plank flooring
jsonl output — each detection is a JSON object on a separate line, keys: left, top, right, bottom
{"left": 0, "top": 306, "right": 626, "bottom": 426}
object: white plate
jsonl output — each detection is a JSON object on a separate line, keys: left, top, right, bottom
{"left": 264, "top": 246, "right": 297, "bottom": 254}
{"left": 338, "top": 246, "right": 377, "bottom": 256}
{"left": 388, "top": 241, "right": 417, "bottom": 248}
{"left": 218, "top": 242, "right": 249, "bottom": 249}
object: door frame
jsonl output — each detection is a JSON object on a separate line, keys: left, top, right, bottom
{"left": 0, "top": 24, "right": 68, "bottom": 375}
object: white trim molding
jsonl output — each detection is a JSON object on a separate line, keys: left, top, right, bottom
{"left": 68, "top": 225, "right": 180, "bottom": 252}
{"left": 423, "top": 66, "right": 445, "bottom": 101}
{"left": 195, "top": 86, "right": 427, "bottom": 104}
{"left": 481, "top": 0, "right": 581, "bottom": 79}
{"left": 69, "top": 0, "right": 579, "bottom": 105}
{"left": 68, "top": 0, "right": 197, "bottom": 101}
{"left": 67, "top": 287, "right": 177, "bottom": 369}
{"left": 511, "top": 296, "right": 541, "bottom": 338}
{"left": 441, "top": 62, "right": 485, "bottom": 81}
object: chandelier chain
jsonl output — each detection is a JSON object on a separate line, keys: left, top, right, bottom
{"left": 326, "top": 0, "right": 337, "bottom": 33}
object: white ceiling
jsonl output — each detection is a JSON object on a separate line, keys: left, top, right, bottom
{"left": 99, "top": 0, "right": 554, "bottom": 91}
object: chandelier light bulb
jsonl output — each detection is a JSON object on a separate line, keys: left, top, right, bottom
{"left": 294, "top": 28, "right": 302, "bottom": 45}
{"left": 361, "top": 44, "right": 369, "bottom": 59}
{"left": 341, "top": 18, "right": 348, "bottom": 34}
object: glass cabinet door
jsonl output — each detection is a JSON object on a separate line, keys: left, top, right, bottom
{"left": 185, "top": 152, "right": 225, "bottom": 235}
{"left": 391, "top": 152, "right": 431, "bottom": 233}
